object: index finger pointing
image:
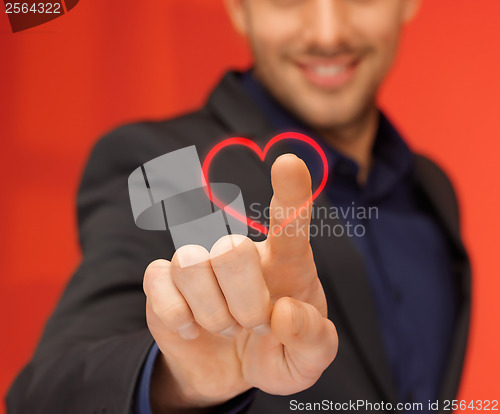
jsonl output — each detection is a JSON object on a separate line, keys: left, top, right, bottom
{"left": 267, "top": 154, "right": 313, "bottom": 257}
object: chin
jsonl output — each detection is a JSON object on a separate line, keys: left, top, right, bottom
{"left": 285, "top": 88, "right": 360, "bottom": 127}
{"left": 292, "top": 103, "right": 361, "bottom": 132}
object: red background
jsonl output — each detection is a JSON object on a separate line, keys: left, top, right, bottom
{"left": 0, "top": 1, "right": 499, "bottom": 411}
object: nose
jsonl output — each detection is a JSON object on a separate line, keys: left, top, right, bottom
{"left": 303, "top": 0, "right": 349, "bottom": 52}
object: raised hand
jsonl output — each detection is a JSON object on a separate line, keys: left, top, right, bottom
{"left": 143, "top": 154, "right": 338, "bottom": 412}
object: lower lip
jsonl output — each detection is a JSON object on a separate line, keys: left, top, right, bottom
{"left": 298, "top": 61, "right": 358, "bottom": 90}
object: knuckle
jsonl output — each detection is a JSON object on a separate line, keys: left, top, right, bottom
{"left": 210, "top": 234, "right": 255, "bottom": 267}
{"left": 143, "top": 260, "right": 170, "bottom": 295}
{"left": 195, "top": 309, "right": 234, "bottom": 333}
{"left": 172, "top": 244, "right": 210, "bottom": 270}
{"left": 155, "top": 301, "right": 191, "bottom": 327}
{"left": 231, "top": 307, "right": 269, "bottom": 329}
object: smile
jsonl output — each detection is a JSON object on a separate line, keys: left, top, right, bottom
{"left": 296, "top": 58, "right": 359, "bottom": 90}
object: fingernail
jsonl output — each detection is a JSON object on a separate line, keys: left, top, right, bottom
{"left": 178, "top": 322, "right": 200, "bottom": 340}
{"left": 252, "top": 323, "right": 271, "bottom": 336}
{"left": 219, "top": 324, "right": 242, "bottom": 338}
{"left": 291, "top": 302, "right": 303, "bottom": 335}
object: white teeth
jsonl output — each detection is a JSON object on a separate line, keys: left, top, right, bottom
{"left": 312, "top": 64, "right": 347, "bottom": 76}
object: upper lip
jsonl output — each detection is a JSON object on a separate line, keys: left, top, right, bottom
{"left": 294, "top": 55, "right": 359, "bottom": 69}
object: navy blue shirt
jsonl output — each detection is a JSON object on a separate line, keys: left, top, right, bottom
{"left": 135, "top": 71, "right": 458, "bottom": 413}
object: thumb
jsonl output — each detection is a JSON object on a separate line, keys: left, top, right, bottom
{"left": 271, "top": 297, "right": 338, "bottom": 383}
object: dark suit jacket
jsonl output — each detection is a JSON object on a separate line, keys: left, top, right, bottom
{"left": 6, "top": 72, "right": 471, "bottom": 414}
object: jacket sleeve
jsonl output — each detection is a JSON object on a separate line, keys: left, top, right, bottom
{"left": 6, "top": 123, "right": 180, "bottom": 414}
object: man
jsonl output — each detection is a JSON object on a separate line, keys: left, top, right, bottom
{"left": 7, "top": 0, "right": 470, "bottom": 413}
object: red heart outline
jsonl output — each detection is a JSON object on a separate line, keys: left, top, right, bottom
{"left": 201, "top": 132, "right": 329, "bottom": 235}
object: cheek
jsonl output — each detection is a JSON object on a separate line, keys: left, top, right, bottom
{"left": 353, "top": 11, "right": 402, "bottom": 76}
{"left": 351, "top": 3, "right": 403, "bottom": 52}
{"left": 248, "top": 7, "right": 303, "bottom": 60}
{"left": 375, "top": 25, "right": 401, "bottom": 76}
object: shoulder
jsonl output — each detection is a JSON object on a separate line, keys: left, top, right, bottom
{"left": 414, "top": 154, "right": 456, "bottom": 197}
{"left": 93, "top": 109, "right": 221, "bottom": 161}
{"left": 81, "top": 108, "right": 224, "bottom": 181}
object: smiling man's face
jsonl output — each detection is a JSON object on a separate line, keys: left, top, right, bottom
{"left": 226, "top": 0, "right": 420, "bottom": 131}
